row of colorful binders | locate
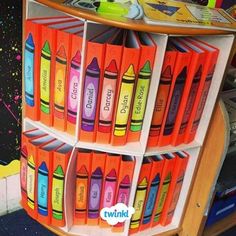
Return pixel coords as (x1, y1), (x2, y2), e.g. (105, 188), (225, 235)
(24, 16), (219, 147)
(21, 128), (73, 227)
(75, 149), (189, 234)
(20, 128), (189, 233)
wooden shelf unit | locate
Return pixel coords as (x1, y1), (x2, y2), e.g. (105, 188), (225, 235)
(22, 1), (235, 235)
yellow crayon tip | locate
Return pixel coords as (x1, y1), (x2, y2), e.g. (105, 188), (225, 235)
(28, 155), (35, 166)
(125, 64), (135, 77)
(139, 177), (148, 187)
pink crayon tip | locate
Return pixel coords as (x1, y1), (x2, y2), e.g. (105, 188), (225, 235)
(73, 50), (81, 65)
(121, 175), (130, 185)
(78, 165), (88, 175)
(107, 169), (117, 178)
(57, 45), (67, 59)
(106, 59), (118, 73)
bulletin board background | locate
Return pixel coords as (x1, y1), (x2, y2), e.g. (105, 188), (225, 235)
(0, 1), (22, 177)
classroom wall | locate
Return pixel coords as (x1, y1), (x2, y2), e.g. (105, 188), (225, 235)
(0, 0), (22, 215)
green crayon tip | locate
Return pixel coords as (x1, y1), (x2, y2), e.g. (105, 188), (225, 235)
(54, 165), (64, 176)
(141, 60), (151, 73)
(43, 41), (51, 54)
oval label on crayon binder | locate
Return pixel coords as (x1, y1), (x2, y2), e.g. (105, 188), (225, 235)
(69, 75), (79, 109)
(104, 186), (114, 207)
(91, 183), (100, 208)
(85, 82), (96, 117)
(102, 84), (114, 120)
(55, 69), (65, 104)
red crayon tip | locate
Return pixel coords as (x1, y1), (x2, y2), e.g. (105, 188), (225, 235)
(162, 65), (172, 78)
(121, 175), (130, 184)
(57, 45), (67, 59)
(106, 59), (118, 73)
(107, 169), (117, 178)
(73, 50), (81, 65)
(78, 165), (88, 175)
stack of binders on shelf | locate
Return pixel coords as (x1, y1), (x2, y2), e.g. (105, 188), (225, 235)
(74, 149), (135, 232)
(23, 15), (220, 148)
(20, 128), (73, 227)
(129, 151), (189, 234)
(148, 38), (219, 147)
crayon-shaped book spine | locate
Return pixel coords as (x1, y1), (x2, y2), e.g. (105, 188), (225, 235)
(24, 20), (41, 121)
(67, 33), (83, 135)
(148, 50), (177, 147)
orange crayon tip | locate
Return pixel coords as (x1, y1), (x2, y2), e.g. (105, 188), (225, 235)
(57, 45), (67, 59)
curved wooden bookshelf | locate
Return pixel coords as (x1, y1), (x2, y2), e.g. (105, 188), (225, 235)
(36, 0), (231, 35)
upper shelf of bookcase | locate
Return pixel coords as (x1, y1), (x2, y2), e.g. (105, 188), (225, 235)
(35, 0), (232, 35)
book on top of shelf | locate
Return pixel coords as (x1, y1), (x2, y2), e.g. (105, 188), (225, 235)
(141, 0), (236, 32)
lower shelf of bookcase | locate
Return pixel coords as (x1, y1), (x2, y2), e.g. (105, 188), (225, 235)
(42, 223), (181, 236)
(203, 211), (236, 236)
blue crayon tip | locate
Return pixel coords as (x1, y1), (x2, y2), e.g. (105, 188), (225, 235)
(39, 161), (48, 173)
(152, 174), (160, 183)
(26, 33), (35, 47)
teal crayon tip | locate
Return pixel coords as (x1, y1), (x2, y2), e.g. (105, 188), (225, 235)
(142, 60), (151, 73)
(26, 33), (35, 47)
(43, 40), (51, 54)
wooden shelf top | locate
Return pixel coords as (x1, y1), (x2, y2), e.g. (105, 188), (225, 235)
(35, 0), (231, 35)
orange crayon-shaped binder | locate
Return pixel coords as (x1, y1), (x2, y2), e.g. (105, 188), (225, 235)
(151, 153), (176, 227)
(37, 139), (64, 224)
(148, 45), (177, 147)
(160, 151), (189, 226)
(21, 129), (46, 209)
(129, 156), (152, 234)
(171, 38), (205, 146)
(51, 143), (73, 227)
(128, 32), (156, 143)
(26, 135), (55, 220)
(24, 20), (42, 121)
(100, 153), (121, 227)
(112, 155), (135, 232)
(79, 28), (117, 143)
(184, 39), (219, 143)
(158, 40), (192, 147)
(111, 31), (140, 146)
(96, 30), (125, 144)
(140, 155), (164, 231)
(74, 148), (92, 225)
(87, 151), (106, 225)
(53, 30), (72, 132)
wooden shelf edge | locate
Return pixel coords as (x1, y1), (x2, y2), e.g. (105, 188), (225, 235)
(41, 223), (181, 236)
(35, 0), (230, 35)
(203, 211), (236, 236)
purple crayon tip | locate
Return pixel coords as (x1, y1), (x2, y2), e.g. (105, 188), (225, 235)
(88, 57), (100, 72)
(92, 167), (102, 177)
